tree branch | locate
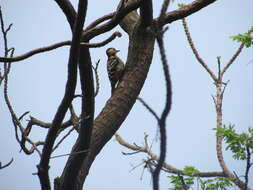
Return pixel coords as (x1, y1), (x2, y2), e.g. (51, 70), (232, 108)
(76, 17), (156, 186)
(54, 0), (76, 30)
(38, 0), (88, 189)
(163, 0), (217, 25)
(0, 32), (122, 63)
(182, 18), (217, 81)
(152, 1), (172, 190)
(220, 43), (244, 78)
(0, 158), (14, 170)
(82, 0), (143, 40)
(115, 133), (225, 178)
(139, 0), (153, 27)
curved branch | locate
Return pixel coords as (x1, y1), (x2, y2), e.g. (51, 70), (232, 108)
(0, 32), (122, 63)
(82, 0), (143, 40)
(152, 1), (172, 189)
(0, 158), (14, 169)
(182, 18), (217, 81)
(38, 0), (88, 189)
(84, 13), (114, 32)
(75, 20), (156, 186)
(54, 0), (76, 30)
(137, 97), (159, 121)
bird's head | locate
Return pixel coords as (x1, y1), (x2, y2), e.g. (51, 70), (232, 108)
(106, 47), (120, 57)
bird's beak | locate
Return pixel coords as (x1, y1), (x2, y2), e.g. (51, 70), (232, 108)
(116, 49), (120, 52)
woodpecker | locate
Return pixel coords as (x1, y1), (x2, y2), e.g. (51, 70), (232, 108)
(106, 47), (124, 94)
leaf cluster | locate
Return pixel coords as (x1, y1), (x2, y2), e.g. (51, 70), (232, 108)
(214, 125), (253, 160)
(231, 26), (253, 48)
(199, 177), (233, 190)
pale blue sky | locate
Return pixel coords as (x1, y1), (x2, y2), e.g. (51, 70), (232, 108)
(0, 0), (252, 189)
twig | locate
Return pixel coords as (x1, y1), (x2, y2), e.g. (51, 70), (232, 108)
(52, 127), (75, 152)
(0, 158), (14, 169)
(92, 60), (101, 97)
(50, 149), (89, 159)
(137, 97), (159, 121)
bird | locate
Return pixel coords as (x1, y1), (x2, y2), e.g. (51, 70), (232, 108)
(106, 47), (125, 95)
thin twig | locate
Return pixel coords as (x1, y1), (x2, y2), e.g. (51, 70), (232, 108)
(52, 127), (75, 152)
(0, 158), (14, 169)
(92, 60), (101, 97)
(137, 97), (159, 121)
(50, 149), (89, 159)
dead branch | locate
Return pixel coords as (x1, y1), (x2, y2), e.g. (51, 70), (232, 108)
(115, 133), (225, 178)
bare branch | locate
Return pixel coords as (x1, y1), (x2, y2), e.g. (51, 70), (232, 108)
(244, 145), (252, 190)
(82, 0), (144, 40)
(0, 32), (122, 63)
(137, 97), (159, 121)
(163, 0), (217, 25)
(85, 13), (114, 32)
(38, 0), (88, 189)
(92, 60), (101, 97)
(54, 0), (76, 30)
(0, 158), (14, 169)
(151, 1), (172, 189)
(52, 127), (75, 152)
(220, 43), (244, 78)
(115, 133), (225, 178)
(182, 18), (217, 81)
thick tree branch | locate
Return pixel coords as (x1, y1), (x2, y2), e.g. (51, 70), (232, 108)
(59, 47), (94, 190)
(54, 0), (76, 30)
(139, 0), (153, 27)
(38, 0), (88, 189)
(76, 20), (156, 187)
